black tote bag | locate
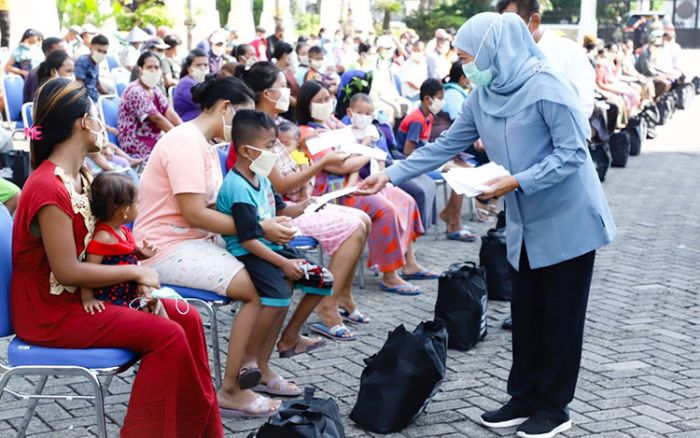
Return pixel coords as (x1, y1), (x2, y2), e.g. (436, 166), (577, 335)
(480, 226), (512, 301)
(435, 262), (488, 351)
(254, 386), (345, 438)
(349, 321), (448, 434)
(0, 150), (30, 188)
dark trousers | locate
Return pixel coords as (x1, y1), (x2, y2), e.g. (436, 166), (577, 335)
(0, 11), (8, 48)
(507, 244), (595, 421)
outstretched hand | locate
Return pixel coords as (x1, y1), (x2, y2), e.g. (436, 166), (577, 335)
(356, 171), (390, 196)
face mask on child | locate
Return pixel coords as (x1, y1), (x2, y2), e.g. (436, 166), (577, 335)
(310, 59), (324, 71)
(428, 97), (445, 114)
(245, 145), (278, 177)
(311, 101), (334, 121)
(351, 113), (373, 130)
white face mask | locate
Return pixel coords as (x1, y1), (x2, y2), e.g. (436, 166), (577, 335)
(299, 55), (309, 66)
(141, 69), (161, 88)
(311, 100), (334, 121)
(87, 116), (107, 151)
(267, 87), (291, 112)
(429, 97), (445, 114)
(351, 113), (373, 130)
(190, 66), (209, 83)
(245, 56), (256, 66)
(221, 105), (235, 143)
(310, 59), (324, 71)
(211, 44), (225, 57)
(245, 145), (278, 177)
(91, 51), (107, 64)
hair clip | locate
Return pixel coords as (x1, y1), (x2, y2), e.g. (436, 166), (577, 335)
(24, 125), (43, 141)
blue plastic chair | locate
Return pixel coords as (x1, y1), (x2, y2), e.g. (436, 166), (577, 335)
(160, 284), (231, 389)
(3, 75), (25, 131)
(97, 94), (120, 146)
(0, 206), (138, 437)
(21, 102), (33, 129)
(107, 55), (119, 71)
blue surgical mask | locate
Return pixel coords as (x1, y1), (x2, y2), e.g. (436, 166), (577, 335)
(461, 17), (501, 88)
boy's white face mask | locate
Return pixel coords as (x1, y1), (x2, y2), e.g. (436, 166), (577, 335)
(245, 145), (278, 177)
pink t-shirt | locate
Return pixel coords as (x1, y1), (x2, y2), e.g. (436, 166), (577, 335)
(134, 122), (223, 263)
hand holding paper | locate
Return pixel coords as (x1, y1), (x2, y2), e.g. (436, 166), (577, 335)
(304, 186), (358, 214)
(441, 162), (512, 198)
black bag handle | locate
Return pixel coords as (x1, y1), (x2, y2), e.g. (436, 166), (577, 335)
(447, 261), (477, 272)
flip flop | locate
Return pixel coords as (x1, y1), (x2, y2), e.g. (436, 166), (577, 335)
(253, 375), (303, 397)
(309, 322), (357, 341)
(379, 282), (422, 296)
(339, 307), (371, 324)
(278, 337), (327, 358)
(446, 227), (478, 242)
(237, 366), (262, 390)
(219, 394), (279, 418)
(400, 270), (440, 281)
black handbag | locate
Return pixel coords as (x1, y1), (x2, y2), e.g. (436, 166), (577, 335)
(435, 262), (488, 351)
(479, 221), (512, 301)
(253, 386), (345, 438)
(588, 142), (612, 182)
(0, 150), (30, 188)
(349, 321), (448, 434)
(609, 131), (630, 168)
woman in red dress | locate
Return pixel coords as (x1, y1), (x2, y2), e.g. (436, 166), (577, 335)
(10, 78), (223, 437)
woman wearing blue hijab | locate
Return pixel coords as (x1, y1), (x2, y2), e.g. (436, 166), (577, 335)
(359, 12), (616, 438)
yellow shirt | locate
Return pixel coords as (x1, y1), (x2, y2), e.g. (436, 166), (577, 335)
(290, 149), (310, 166)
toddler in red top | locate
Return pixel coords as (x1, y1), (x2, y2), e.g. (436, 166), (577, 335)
(81, 172), (160, 315)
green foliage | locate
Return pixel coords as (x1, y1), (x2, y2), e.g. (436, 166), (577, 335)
(405, 0), (491, 40)
(113, 1), (175, 31)
(296, 13), (320, 37)
(216, 0), (230, 27)
(541, 0), (580, 24)
(56, 0), (109, 28)
(253, 0), (263, 24)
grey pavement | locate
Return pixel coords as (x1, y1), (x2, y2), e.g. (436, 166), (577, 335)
(2, 67), (700, 438)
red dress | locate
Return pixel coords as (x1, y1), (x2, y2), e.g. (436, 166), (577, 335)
(88, 223), (139, 306)
(11, 161), (223, 438)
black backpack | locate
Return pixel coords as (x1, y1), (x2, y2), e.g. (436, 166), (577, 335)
(692, 76), (700, 94)
(435, 262), (488, 351)
(479, 213), (512, 301)
(610, 131), (630, 168)
(350, 321), (448, 434)
(625, 116), (645, 157)
(253, 387), (345, 438)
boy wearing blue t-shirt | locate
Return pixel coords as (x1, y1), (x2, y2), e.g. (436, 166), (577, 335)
(217, 110), (334, 364)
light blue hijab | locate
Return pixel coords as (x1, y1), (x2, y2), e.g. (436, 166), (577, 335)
(454, 12), (590, 138)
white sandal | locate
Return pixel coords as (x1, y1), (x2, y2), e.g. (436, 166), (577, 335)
(219, 394), (279, 418)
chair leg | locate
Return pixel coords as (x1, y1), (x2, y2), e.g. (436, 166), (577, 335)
(17, 375), (48, 438)
(208, 304), (223, 389)
(102, 375), (115, 393)
(84, 370), (108, 438)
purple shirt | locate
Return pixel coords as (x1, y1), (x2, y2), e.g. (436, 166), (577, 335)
(173, 75), (201, 122)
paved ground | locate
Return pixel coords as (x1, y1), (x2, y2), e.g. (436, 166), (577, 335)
(2, 64), (699, 438)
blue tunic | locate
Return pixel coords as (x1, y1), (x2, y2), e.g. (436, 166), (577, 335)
(386, 94), (616, 270)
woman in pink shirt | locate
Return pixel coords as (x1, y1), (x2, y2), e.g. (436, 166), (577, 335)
(135, 76), (302, 417)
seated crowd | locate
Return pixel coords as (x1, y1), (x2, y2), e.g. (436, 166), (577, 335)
(0, 4), (694, 435)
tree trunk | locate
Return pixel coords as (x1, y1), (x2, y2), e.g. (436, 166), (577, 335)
(383, 8), (391, 30)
